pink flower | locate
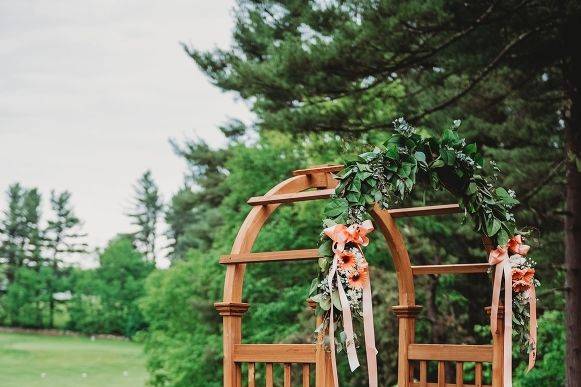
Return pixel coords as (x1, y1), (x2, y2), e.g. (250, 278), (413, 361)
(512, 268), (535, 293)
(507, 235), (530, 256)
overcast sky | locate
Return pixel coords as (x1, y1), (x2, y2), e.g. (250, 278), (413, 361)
(0, 0), (251, 267)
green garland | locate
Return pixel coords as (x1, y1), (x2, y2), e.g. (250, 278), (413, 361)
(324, 118), (519, 244)
(309, 118), (537, 359)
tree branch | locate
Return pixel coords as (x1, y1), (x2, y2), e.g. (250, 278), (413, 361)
(409, 29), (535, 123)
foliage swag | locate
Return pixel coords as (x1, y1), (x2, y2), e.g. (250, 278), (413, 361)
(310, 118), (537, 363)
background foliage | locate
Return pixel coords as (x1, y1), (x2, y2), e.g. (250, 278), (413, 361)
(0, 1), (573, 386)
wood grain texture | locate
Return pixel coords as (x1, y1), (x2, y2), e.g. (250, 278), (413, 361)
(475, 363), (483, 387)
(388, 204), (461, 218)
(456, 362), (464, 387)
(410, 384), (491, 387)
(292, 164), (344, 176)
(247, 189), (335, 205)
(233, 344), (317, 363)
(265, 363), (273, 387)
(218, 167), (499, 387)
(408, 344), (493, 362)
(220, 249), (320, 264)
(438, 361), (446, 387)
(284, 364), (291, 387)
(411, 263), (490, 275)
(420, 361), (427, 387)
(302, 363), (310, 387)
(248, 363), (255, 387)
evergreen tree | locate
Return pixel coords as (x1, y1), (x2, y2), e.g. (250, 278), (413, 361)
(187, 1), (579, 381)
(165, 140), (229, 260)
(0, 184), (43, 284)
(44, 190), (87, 327)
(129, 170), (163, 262)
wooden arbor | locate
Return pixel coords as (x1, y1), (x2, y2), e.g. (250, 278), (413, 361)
(216, 165), (504, 387)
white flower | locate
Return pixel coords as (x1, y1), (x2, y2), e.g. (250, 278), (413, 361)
(510, 254), (526, 267)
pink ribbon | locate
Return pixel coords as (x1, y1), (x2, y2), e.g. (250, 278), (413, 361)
(489, 235), (536, 387)
(323, 220), (377, 387)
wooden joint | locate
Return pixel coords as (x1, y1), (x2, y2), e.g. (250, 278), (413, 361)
(292, 164), (344, 176)
(392, 305), (423, 318)
(214, 302), (250, 316)
(484, 305), (505, 319)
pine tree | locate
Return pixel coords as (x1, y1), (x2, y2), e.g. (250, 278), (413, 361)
(44, 190), (87, 327)
(0, 184), (43, 284)
(165, 139), (230, 260)
(187, 0), (579, 382)
(129, 171), (163, 262)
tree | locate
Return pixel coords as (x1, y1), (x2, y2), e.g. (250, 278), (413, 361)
(68, 235), (154, 337)
(165, 140), (230, 260)
(187, 1), (577, 382)
(0, 184), (42, 284)
(129, 170), (163, 262)
(44, 190), (87, 327)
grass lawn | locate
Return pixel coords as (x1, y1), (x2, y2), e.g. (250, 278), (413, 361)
(0, 332), (148, 387)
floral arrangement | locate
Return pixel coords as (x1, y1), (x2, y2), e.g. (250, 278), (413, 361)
(308, 118), (538, 386)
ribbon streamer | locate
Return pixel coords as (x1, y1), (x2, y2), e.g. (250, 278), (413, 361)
(489, 236), (537, 387)
(323, 220), (378, 387)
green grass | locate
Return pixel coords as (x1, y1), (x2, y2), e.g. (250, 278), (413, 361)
(0, 332), (148, 387)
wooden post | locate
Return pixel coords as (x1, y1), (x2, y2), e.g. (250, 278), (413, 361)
(485, 306), (504, 387)
(215, 302), (250, 387)
(309, 299), (331, 387)
(393, 305), (422, 387)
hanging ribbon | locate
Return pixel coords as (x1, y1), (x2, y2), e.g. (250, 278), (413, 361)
(489, 235), (536, 387)
(323, 220), (378, 387)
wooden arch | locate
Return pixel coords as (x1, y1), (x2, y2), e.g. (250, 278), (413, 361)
(215, 165), (504, 387)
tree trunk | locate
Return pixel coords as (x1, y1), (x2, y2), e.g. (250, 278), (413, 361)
(564, 9), (581, 386)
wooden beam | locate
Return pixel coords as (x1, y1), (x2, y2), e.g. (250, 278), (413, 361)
(233, 344), (317, 363)
(408, 344), (493, 362)
(247, 189), (335, 206)
(411, 263), (490, 275)
(220, 249), (321, 264)
(410, 384), (491, 387)
(292, 164), (344, 176)
(388, 204), (462, 218)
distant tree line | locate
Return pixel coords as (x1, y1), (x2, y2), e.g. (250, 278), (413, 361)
(0, 170), (162, 338)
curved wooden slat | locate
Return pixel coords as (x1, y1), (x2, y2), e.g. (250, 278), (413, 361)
(292, 164), (344, 176)
(247, 189), (335, 206)
(389, 204), (462, 218)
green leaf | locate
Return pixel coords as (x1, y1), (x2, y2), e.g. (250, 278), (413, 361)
(308, 279), (319, 296)
(318, 240), (332, 257)
(467, 182), (477, 195)
(497, 229), (510, 245)
(431, 159), (445, 168)
(319, 295), (331, 311)
(464, 143), (477, 154)
(495, 187), (510, 198)
(324, 198), (348, 218)
(331, 291), (342, 311)
(414, 151), (426, 163)
(398, 163), (412, 177)
(349, 177), (362, 192)
(441, 149), (456, 165)
(385, 144), (399, 160)
(486, 218), (501, 236)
